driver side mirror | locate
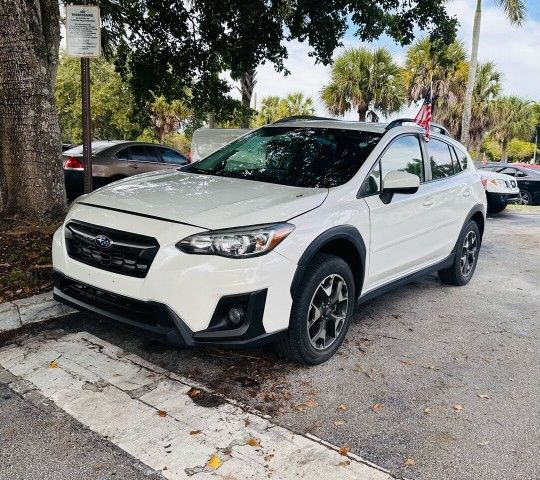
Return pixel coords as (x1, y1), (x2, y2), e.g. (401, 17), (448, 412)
(380, 170), (420, 204)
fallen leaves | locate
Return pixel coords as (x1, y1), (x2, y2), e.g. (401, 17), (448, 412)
(371, 403), (384, 413)
(187, 387), (203, 398)
(246, 438), (260, 447)
(400, 359), (415, 366)
(404, 457), (416, 467)
(189, 430), (201, 435)
(337, 403), (348, 412)
(156, 410), (167, 417)
(334, 420), (346, 426)
(453, 404), (464, 412)
(295, 399), (318, 412)
(477, 393), (490, 400)
(48, 360), (58, 369)
(423, 407), (432, 415)
(207, 454), (222, 469)
(477, 441), (490, 447)
(338, 446), (350, 456)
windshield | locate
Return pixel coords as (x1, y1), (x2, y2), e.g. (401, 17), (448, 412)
(189, 127), (382, 188)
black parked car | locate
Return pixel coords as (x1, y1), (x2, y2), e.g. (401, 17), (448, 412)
(477, 163), (540, 205)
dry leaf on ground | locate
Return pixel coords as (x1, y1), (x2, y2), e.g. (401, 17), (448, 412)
(156, 410), (167, 417)
(339, 446), (350, 456)
(246, 438), (260, 447)
(453, 404), (464, 412)
(207, 454), (222, 469)
(477, 441), (490, 447)
(334, 420), (346, 426)
(337, 403), (348, 411)
(189, 430), (201, 435)
(477, 393), (490, 400)
(424, 407), (432, 415)
(404, 457), (416, 467)
(48, 360), (58, 368)
(187, 387), (203, 398)
(372, 403), (384, 413)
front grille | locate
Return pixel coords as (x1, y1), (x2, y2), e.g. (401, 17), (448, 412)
(65, 221), (159, 278)
(54, 273), (173, 328)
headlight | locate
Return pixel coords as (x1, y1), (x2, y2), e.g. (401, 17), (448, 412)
(490, 179), (507, 188)
(176, 223), (295, 258)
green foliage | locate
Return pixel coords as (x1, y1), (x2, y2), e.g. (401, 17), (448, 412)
(482, 137), (536, 162)
(113, 1), (456, 119)
(55, 52), (141, 143)
(253, 93), (315, 127)
(321, 47), (405, 121)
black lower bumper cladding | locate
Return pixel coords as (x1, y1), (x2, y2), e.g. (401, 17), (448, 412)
(53, 271), (283, 348)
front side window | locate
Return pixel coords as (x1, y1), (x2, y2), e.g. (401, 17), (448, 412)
(428, 139), (455, 179)
(380, 135), (425, 181)
(189, 127), (382, 188)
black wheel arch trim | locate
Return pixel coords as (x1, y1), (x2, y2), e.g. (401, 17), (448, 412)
(290, 225), (366, 300)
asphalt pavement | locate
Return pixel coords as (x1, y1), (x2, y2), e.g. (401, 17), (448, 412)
(1, 209), (538, 480)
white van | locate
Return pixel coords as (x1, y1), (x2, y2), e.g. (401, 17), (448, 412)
(190, 128), (251, 162)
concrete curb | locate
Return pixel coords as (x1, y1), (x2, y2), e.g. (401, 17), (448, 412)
(0, 292), (74, 333)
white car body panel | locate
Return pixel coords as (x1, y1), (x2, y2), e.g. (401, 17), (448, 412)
(478, 169), (520, 195)
(85, 169), (328, 229)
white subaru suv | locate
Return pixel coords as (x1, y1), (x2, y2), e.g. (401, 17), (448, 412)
(53, 118), (486, 364)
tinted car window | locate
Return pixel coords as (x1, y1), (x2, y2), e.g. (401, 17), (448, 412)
(129, 145), (159, 163)
(380, 135), (424, 182)
(115, 148), (129, 160)
(190, 127), (382, 188)
(364, 161), (382, 195)
(450, 147), (463, 174)
(159, 147), (188, 165)
(428, 139), (454, 179)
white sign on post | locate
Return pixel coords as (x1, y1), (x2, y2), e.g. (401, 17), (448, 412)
(66, 5), (101, 57)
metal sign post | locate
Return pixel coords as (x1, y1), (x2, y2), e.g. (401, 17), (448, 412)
(66, 4), (101, 194)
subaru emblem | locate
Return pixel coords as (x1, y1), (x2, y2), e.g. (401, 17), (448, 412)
(95, 234), (112, 249)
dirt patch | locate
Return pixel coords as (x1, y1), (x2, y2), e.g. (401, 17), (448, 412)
(0, 217), (59, 303)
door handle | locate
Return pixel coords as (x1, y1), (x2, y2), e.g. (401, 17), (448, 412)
(422, 199), (434, 208)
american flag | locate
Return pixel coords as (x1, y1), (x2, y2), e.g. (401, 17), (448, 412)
(414, 88), (432, 139)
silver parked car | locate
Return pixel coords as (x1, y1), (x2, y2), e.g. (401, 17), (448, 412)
(63, 140), (189, 200)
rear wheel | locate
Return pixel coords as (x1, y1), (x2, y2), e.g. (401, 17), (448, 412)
(277, 254), (355, 365)
(438, 220), (481, 286)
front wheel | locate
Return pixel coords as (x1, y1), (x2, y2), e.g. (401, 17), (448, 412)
(277, 254), (355, 365)
(438, 220), (481, 286)
(516, 189), (532, 206)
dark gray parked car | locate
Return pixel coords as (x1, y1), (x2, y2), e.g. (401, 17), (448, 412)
(63, 140), (189, 200)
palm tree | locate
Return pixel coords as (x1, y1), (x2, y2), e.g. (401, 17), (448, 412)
(282, 92), (315, 116)
(489, 96), (535, 161)
(236, 69), (257, 128)
(469, 62), (502, 151)
(460, 0), (526, 147)
(404, 38), (468, 137)
(149, 96), (191, 143)
(321, 47), (405, 122)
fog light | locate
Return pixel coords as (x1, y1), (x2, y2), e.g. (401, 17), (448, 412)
(228, 306), (245, 326)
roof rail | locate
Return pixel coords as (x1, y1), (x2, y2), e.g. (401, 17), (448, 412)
(385, 118), (449, 136)
(273, 115), (338, 124)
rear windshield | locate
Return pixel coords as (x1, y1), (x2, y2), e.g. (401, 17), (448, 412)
(188, 127), (382, 188)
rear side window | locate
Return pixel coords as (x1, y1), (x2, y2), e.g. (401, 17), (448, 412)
(427, 139), (455, 179)
(129, 145), (159, 163)
(450, 147), (463, 174)
(158, 147), (188, 165)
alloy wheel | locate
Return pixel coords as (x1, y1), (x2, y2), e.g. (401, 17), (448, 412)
(460, 230), (478, 277)
(307, 274), (349, 350)
(517, 190), (532, 205)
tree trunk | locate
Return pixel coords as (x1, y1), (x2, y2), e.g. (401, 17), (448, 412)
(0, 0), (66, 220)
(501, 140), (508, 162)
(207, 111), (216, 128)
(460, 0), (482, 148)
(357, 107), (368, 122)
(240, 69), (257, 128)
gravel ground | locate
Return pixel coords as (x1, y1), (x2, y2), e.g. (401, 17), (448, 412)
(1, 210), (538, 480)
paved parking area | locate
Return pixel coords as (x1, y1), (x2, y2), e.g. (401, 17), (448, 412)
(1, 211), (538, 480)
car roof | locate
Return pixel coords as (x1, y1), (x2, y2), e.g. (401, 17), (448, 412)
(63, 141), (183, 156)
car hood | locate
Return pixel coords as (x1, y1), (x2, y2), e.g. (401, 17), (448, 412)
(78, 169), (328, 229)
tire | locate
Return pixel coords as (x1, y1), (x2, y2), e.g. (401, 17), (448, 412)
(438, 220), (481, 286)
(517, 189), (532, 206)
(277, 253), (355, 365)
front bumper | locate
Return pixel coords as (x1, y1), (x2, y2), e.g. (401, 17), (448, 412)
(52, 203), (296, 345)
